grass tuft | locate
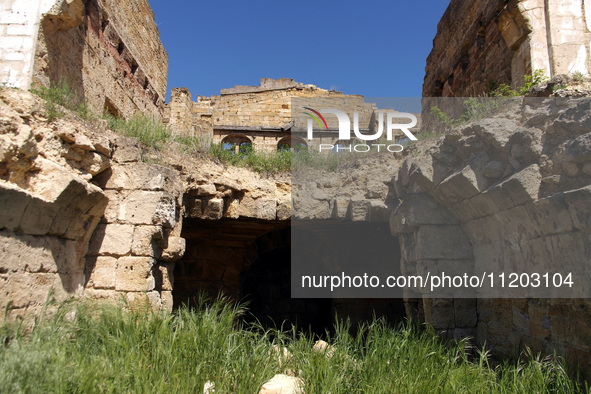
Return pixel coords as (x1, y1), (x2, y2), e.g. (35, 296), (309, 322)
(0, 297), (584, 393)
(30, 82), (93, 123)
(103, 113), (170, 151)
(209, 143), (292, 174)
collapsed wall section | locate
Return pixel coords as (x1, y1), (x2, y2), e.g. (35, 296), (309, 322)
(0, 89), (184, 318)
(0, 89), (110, 317)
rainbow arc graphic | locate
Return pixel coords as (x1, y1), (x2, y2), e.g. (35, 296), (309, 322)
(302, 107), (328, 130)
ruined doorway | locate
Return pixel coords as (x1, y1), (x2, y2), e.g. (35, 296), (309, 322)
(174, 217), (405, 337)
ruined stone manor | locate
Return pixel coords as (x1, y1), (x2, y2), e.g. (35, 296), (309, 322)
(1, 0), (591, 378)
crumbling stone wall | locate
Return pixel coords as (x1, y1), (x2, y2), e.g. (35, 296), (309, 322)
(0, 88), (109, 317)
(390, 97), (591, 374)
(423, 0), (591, 97)
(294, 96), (591, 375)
(1, 0), (168, 120)
(0, 89), (183, 317)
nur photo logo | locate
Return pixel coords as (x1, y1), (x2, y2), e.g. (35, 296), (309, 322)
(302, 107), (418, 153)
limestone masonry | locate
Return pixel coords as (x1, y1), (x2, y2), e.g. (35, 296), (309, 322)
(1, 0), (167, 120)
(424, 0), (591, 97)
(165, 78), (380, 153)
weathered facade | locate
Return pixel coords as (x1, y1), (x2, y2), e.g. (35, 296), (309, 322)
(165, 78), (382, 152)
(423, 0), (591, 97)
(1, 0), (167, 120)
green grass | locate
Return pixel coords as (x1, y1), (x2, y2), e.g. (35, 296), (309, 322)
(209, 143), (292, 174)
(0, 297), (584, 393)
(103, 113), (171, 151)
(30, 82), (93, 123)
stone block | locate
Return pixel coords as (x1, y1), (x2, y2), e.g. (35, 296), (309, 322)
(146, 291), (162, 309)
(223, 198), (240, 219)
(333, 197), (350, 220)
(99, 163), (181, 192)
(454, 298), (477, 328)
(44, 237), (80, 273)
(437, 165), (482, 203)
(115, 256), (155, 292)
(157, 263), (174, 291)
(185, 197), (204, 218)
(194, 184), (217, 196)
(368, 200), (390, 222)
(19, 197), (57, 236)
(0, 272), (66, 309)
(80, 152), (110, 176)
(416, 225), (472, 260)
(528, 301), (551, 339)
(486, 164), (541, 210)
(259, 374), (303, 394)
(526, 195), (573, 236)
(349, 198), (370, 221)
(161, 291), (173, 313)
(408, 157), (435, 190)
(160, 237), (185, 262)
(118, 190), (176, 227)
(390, 193), (456, 235)
(564, 185), (591, 230)
(102, 190), (121, 223)
(131, 225), (163, 257)
(0, 182), (31, 231)
(238, 197), (277, 220)
(472, 116), (518, 151)
(203, 198), (224, 220)
(85, 256), (117, 289)
(82, 288), (118, 302)
(565, 132), (591, 163)
(111, 137), (141, 163)
(0, 232), (57, 274)
(450, 192), (500, 222)
(423, 298), (455, 329)
(88, 223), (134, 256)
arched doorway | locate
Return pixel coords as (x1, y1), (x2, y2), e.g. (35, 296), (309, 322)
(221, 134), (252, 154)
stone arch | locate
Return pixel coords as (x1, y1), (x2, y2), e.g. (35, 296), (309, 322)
(221, 134), (252, 154)
(277, 136), (308, 151)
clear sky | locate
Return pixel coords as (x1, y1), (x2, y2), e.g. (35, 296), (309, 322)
(148, 1), (450, 101)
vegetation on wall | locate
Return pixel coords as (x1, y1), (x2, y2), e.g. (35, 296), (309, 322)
(428, 70), (550, 131)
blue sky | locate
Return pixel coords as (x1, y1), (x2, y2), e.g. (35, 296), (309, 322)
(149, 1), (450, 101)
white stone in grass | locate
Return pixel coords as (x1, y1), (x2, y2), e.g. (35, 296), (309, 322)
(259, 374), (303, 394)
(203, 380), (215, 393)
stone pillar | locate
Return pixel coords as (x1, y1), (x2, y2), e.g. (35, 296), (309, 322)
(85, 137), (185, 312)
